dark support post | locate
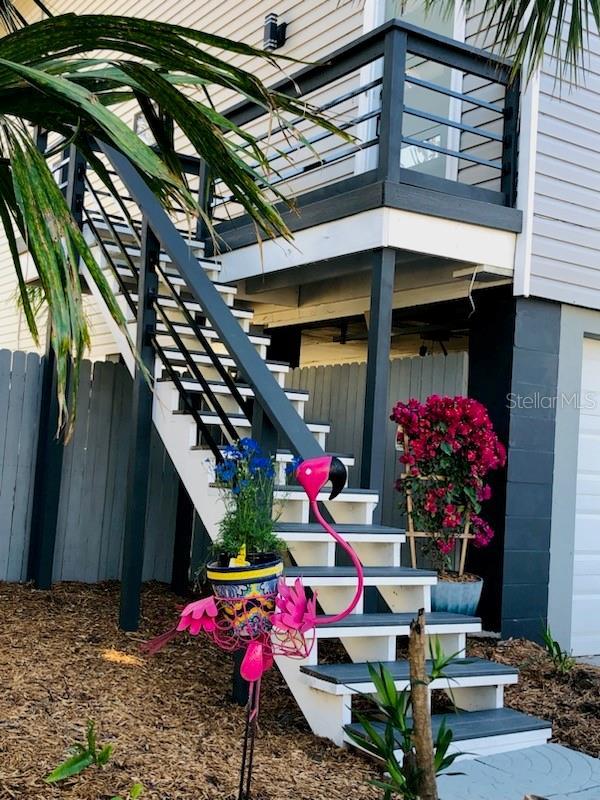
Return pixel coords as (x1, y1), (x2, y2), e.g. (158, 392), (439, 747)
(361, 248), (395, 520)
(377, 28), (407, 182)
(119, 219), (159, 631)
(501, 77), (520, 206)
(28, 142), (86, 588)
(171, 481), (194, 596)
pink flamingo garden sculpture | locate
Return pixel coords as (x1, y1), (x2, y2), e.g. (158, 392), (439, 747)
(144, 455), (364, 800)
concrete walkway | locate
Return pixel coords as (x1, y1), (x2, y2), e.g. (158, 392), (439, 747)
(438, 744), (600, 799)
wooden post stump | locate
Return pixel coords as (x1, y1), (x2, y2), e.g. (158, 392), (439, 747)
(408, 608), (438, 800)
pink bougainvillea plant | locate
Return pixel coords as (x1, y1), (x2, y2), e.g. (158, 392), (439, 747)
(391, 395), (506, 574)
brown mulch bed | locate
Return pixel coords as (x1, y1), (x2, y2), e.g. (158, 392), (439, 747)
(469, 637), (600, 758)
(0, 582), (378, 800)
(2, 583), (599, 799)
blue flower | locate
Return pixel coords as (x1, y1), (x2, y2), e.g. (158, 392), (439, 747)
(239, 437), (261, 455)
(215, 460), (237, 482)
(223, 443), (242, 459)
(285, 455), (303, 477)
(249, 455), (275, 479)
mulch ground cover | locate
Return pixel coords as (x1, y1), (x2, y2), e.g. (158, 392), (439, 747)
(0, 582), (378, 800)
(1, 582), (598, 800)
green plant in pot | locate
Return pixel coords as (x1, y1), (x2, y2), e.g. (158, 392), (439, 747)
(391, 395), (506, 616)
(207, 438), (286, 633)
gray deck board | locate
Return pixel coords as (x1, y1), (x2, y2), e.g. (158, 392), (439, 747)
(347, 708), (550, 746)
(286, 566), (436, 578)
(318, 611), (480, 628)
(302, 656), (517, 684)
(275, 522), (405, 535)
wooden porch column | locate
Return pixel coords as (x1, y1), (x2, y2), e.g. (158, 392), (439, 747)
(119, 220), (158, 631)
(360, 248), (395, 520)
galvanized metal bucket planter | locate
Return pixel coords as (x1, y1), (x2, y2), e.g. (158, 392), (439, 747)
(431, 576), (483, 616)
(207, 555), (283, 637)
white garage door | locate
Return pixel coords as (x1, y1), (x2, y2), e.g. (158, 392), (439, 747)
(572, 338), (600, 655)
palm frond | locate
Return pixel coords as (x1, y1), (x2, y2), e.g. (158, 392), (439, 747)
(427, 0), (599, 79)
(0, 13), (351, 436)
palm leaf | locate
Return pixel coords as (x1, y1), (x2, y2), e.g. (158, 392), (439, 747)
(0, 13), (351, 435)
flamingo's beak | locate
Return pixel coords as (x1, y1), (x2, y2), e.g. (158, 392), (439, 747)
(328, 456), (347, 500)
(295, 455), (347, 501)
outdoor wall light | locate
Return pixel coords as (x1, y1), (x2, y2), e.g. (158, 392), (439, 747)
(264, 13), (287, 51)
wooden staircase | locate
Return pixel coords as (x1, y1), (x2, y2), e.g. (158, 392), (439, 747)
(79, 158), (551, 761)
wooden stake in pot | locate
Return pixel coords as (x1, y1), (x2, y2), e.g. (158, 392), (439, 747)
(408, 608), (438, 800)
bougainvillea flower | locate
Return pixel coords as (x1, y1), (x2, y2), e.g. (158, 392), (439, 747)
(240, 641), (274, 682)
(271, 578), (317, 634)
(177, 597), (219, 635)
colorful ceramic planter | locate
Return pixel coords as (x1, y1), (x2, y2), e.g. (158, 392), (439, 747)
(207, 555), (283, 637)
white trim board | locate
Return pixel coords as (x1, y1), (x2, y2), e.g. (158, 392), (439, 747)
(218, 207), (517, 284)
(549, 303), (600, 655)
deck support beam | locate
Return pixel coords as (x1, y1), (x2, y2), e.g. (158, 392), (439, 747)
(119, 220), (158, 631)
(360, 248), (395, 520)
(28, 141), (86, 588)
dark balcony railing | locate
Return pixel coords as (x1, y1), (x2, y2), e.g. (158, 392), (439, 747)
(207, 19), (520, 245)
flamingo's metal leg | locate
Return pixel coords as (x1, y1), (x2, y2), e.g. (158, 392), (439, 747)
(238, 680), (261, 800)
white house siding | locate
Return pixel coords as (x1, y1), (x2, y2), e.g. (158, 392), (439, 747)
(1, 0), (364, 359)
(529, 39), (600, 310)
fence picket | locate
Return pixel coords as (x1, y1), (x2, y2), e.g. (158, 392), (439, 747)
(0, 352), (177, 584)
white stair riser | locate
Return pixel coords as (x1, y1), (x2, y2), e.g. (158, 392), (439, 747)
(161, 383), (306, 419)
(316, 586), (365, 616)
(159, 353), (289, 387)
(351, 541), (402, 568)
(129, 294), (252, 333)
(105, 269), (236, 308)
(277, 497), (373, 525)
(379, 585), (432, 613)
(154, 330), (268, 361)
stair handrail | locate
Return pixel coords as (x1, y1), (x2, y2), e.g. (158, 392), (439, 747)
(100, 140), (324, 461)
(80, 158), (249, 448)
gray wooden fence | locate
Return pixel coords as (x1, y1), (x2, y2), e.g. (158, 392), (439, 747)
(0, 351), (178, 584)
(286, 352), (468, 527)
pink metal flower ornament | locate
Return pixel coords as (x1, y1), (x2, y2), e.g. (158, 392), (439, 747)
(177, 596), (219, 635)
(271, 577), (317, 634)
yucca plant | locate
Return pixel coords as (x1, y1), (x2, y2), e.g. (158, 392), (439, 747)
(0, 4), (347, 433)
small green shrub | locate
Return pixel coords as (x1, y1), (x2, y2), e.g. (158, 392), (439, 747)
(541, 625), (575, 675)
(45, 721), (112, 783)
(344, 663), (460, 800)
(112, 783), (144, 800)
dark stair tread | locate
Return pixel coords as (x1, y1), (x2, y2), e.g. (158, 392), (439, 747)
(347, 708), (550, 744)
(286, 566), (436, 578)
(301, 657), (518, 685)
(317, 612), (480, 628)
(275, 522), (405, 535)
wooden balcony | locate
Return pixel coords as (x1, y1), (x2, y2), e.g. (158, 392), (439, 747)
(204, 18), (522, 256)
